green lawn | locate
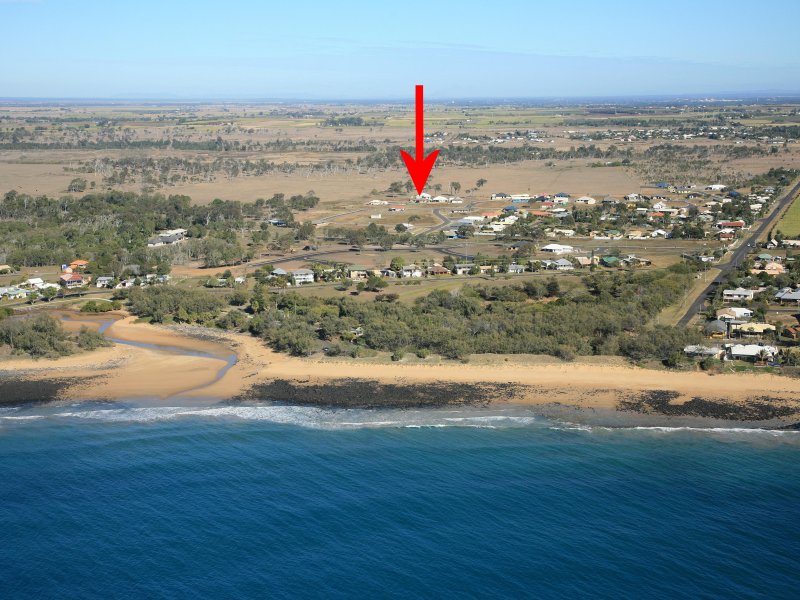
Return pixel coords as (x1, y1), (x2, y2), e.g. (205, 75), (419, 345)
(777, 195), (800, 238)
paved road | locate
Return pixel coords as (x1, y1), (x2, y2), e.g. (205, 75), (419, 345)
(676, 178), (800, 327)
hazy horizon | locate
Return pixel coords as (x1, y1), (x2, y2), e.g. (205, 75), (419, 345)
(2, 0), (799, 99)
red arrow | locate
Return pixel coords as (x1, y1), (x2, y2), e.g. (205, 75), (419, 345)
(400, 84), (439, 195)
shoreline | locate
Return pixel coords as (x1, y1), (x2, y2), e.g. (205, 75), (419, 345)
(2, 312), (800, 428)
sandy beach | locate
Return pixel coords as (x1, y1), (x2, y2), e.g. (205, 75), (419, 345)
(2, 312), (800, 424)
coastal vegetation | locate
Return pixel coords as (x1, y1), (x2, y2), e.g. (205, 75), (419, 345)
(121, 263), (702, 362)
(0, 313), (109, 358)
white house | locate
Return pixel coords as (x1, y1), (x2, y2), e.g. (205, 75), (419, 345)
(725, 344), (778, 362)
(723, 288), (755, 302)
(400, 264), (423, 278)
(706, 184), (727, 191)
(541, 243), (574, 255)
(553, 229), (575, 237)
(291, 269), (315, 285)
(95, 276), (114, 288)
(24, 277), (44, 288)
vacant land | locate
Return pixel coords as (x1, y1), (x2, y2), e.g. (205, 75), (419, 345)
(777, 195), (800, 237)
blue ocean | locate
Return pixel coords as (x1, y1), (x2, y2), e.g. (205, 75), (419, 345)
(2, 403), (799, 599)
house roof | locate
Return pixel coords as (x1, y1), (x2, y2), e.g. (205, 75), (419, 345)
(733, 323), (776, 333)
(728, 344), (777, 357)
(705, 320), (728, 334)
(723, 287), (754, 296)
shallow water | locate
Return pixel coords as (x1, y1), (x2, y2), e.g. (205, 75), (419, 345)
(2, 402), (799, 598)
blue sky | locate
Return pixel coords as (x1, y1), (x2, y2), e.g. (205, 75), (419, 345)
(1, 0), (799, 99)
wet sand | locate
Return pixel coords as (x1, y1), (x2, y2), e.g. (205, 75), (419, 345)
(2, 312), (800, 425)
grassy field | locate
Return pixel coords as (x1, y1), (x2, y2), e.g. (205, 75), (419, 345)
(777, 195), (800, 238)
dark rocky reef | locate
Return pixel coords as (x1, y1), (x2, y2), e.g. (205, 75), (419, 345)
(618, 390), (799, 421)
(232, 378), (524, 409)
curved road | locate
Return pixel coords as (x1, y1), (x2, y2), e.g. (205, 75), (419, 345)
(676, 178), (800, 327)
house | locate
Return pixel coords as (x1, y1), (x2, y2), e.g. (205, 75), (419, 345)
(400, 264), (423, 278)
(541, 243), (574, 255)
(751, 261), (784, 276)
(723, 288), (755, 302)
(507, 263), (525, 274)
(775, 287), (800, 305)
(783, 325), (800, 340)
(95, 276), (114, 288)
(291, 269), (315, 285)
(367, 199), (388, 206)
(726, 344), (778, 362)
(683, 345), (724, 359)
(0, 286), (29, 300)
(705, 319), (729, 338)
(575, 196), (596, 205)
(550, 258), (574, 271)
(454, 263), (475, 275)
(271, 268), (288, 278)
(427, 265), (451, 276)
(706, 184), (727, 191)
(574, 256), (593, 267)
(69, 259), (90, 271)
(347, 266), (369, 280)
(731, 323), (776, 337)
(379, 268), (398, 279)
(0, 264), (12, 274)
(622, 255), (652, 267)
(716, 307), (753, 322)
(147, 228), (187, 247)
(491, 193), (510, 200)
(114, 278), (137, 289)
(600, 256), (621, 268)
(24, 277), (44, 288)
(388, 206), (406, 212)
(716, 220), (746, 229)
(59, 273), (86, 288)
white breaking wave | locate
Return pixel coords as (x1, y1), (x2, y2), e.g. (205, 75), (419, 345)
(1, 404), (798, 438)
(34, 405), (542, 430)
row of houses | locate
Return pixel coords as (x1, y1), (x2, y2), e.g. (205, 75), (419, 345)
(684, 343), (779, 363)
(281, 252), (652, 286)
